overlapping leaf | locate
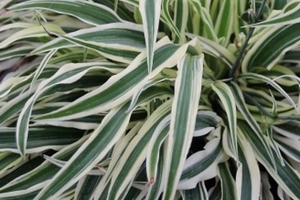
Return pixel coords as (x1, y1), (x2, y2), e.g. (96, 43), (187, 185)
(35, 86), (169, 199)
(242, 23), (300, 72)
(163, 53), (203, 199)
(139, 0), (162, 72)
(9, 0), (123, 25)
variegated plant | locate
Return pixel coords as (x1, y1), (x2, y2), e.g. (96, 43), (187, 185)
(0, 0), (300, 199)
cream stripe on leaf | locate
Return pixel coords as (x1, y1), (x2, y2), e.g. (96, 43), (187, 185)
(34, 86), (170, 200)
(163, 54), (203, 199)
(212, 81), (238, 157)
(140, 0), (162, 72)
(35, 38), (189, 121)
(239, 121), (300, 199)
(9, 0), (123, 26)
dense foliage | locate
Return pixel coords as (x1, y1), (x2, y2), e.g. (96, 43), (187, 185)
(0, 0), (300, 199)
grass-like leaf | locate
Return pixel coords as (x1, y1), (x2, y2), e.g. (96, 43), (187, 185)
(9, 0), (123, 25)
(163, 54), (203, 199)
(212, 81), (238, 157)
(139, 0), (162, 72)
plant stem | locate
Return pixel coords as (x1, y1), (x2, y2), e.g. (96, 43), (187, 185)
(228, 0), (268, 78)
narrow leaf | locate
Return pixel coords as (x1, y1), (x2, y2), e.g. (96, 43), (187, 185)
(9, 0), (123, 25)
(212, 81), (237, 157)
(163, 54), (203, 199)
(139, 0), (162, 72)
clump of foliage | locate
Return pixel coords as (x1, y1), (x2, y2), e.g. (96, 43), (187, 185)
(0, 0), (300, 199)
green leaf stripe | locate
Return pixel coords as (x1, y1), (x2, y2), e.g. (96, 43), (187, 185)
(9, 0), (123, 25)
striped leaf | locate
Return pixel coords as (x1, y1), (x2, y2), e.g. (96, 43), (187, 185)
(146, 113), (170, 181)
(194, 111), (222, 137)
(0, 22), (36, 32)
(180, 182), (208, 200)
(239, 73), (298, 111)
(178, 127), (227, 189)
(30, 50), (57, 88)
(173, 0), (188, 43)
(273, 121), (300, 139)
(251, 1), (300, 27)
(0, 126), (85, 153)
(260, 172), (274, 200)
(212, 81), (238, 157)
(107, 98), (172, 200)
(34, 87), (170, 199)
(236, 133), (260, 200)
(0, 153), (22, 175)
(17, 62), (112, 156)
(218, 163), (237, 200)
(208, 179), (222, 199)
(0, 45), (35, 61)
(0, 24), (64, 49)
(9, 0), (123, 26)
(230, 82), (275, 167)
(163, 54), (203, 199)
(146, 146), (165, 200)
(0, 88), (34, 125)
(35, 38), (189, 121)
(90, 122), (143, 199)
(139, 0), (162, 72)
(33, 23), (145, 63)
(239, 121), (300, 199)
(198, 4), (218, 42)
(186, 34), (235, 67)
(0, 135), (86, 196)
(275, 135), (300, 162)
(161, 0), (181, 39)
(74, 175), (101, 200)
(214, 0), (235, 46)
(242, 23), (300, 72)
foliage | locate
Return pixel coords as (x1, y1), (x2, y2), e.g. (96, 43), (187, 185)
(0, 0), (300, 199)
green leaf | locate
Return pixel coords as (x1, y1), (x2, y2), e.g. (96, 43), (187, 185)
(30, 50), (57, 88)
(218, 163), (237, 200)
(214, 0), (235, 46)
(0, 126), (85, 153)
(239, 121), (300, 199)
(74, 175), (101, 200)
(163, 54), (203, 199)
(173, 0), (188, 43)
(0, 136), (85, 194)
(180, 182), (208, 200)
(161, 0), (181, 39)
(34, 87), (170, 199)
(251, 1), (300, 27)
(186, 34), (235, 67)
(9, 0), (122, 26)
(275, 135), (300, 162)
(0, 89), (33, 125)
(178, 127), (226, 189)
(236, 134), (260, 200)
(139, 0), (162, 72)
(212, 81), (237, 157)
(16, 62), (110, 156)
(36, 38), (188, 121)
(230, 82), (275, 167)
(107, 98), (172, 200)
(238, 73), (298, 112)
(242, 23), (300, 72)
(273, 121), (300, 139)
(0, 153), (22, 175)
(33, 23), (145, 63)
(0, 24), (64, 49)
